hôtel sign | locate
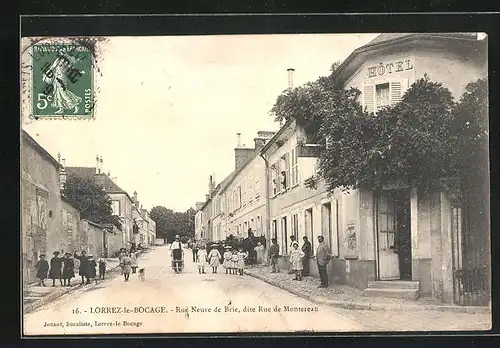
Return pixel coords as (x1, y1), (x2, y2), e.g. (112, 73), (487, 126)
(367, 59), (414, 78)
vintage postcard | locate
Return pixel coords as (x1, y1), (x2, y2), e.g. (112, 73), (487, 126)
(20, 32), (491, 336)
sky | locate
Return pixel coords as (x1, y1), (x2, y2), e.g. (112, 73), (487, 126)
(21, 33), (379, 212)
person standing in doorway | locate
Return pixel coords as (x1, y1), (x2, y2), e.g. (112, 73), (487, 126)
(35, 254), (49, 286)
(316, 236), (332, 288)
(254, 242), (265, 265)
(62, 252), (75, 286)
(288, 235), (297, 274)
(49, 251), (64, 287)
(301, 236), (312, 277)
(268, 238), (280, 273)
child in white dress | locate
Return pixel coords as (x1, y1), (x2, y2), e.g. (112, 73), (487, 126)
(208, 245), (222, 274)
(237, 248), (248, 276)
(197, 245), (208, 274)
(223, 247), (233, 274)
(231, 250), (239, 275)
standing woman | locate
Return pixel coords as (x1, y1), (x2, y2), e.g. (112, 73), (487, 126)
(35, 254), (49, 286)
(49, 251), (64, 287)
(289, 242), (305, 281)
(62, 252), (75, 287)
(208, 244), (222, 274)
(74, 250), (90, 285)
(254, 242), (265, 265)
(120, 252), (132, 282)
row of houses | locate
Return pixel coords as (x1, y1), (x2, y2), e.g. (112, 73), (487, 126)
(194, 33), (490, 306)
(21, 130), (156, 286)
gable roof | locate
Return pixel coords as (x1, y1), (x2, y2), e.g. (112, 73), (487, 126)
(21, 130), (62, 169)
(334, 32), (481, 86)
(65, 166), (134, 202)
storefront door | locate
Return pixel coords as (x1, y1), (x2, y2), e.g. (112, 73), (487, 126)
(376, 189), (412, 280)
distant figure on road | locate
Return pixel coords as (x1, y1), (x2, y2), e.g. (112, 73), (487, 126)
(236, 248), (248, 276)
(49, 251), (64, 287)
(231, 250), (238, 275)
(223, 246), (233, 274)
(74, 250), (90, 285)
(208, 244), (222, 274)
(170, 235), (183, 273)
(316, 235), (332, 288)
(197, 245), (208, 274)
(62, 252), (75, 286)
(35, 254), (49, 287)
(254, 242), (265, 265)
(268, 238), (280, 273)
(301, 236), (312, 277)
(120, 252), (132, 282)
(192, 242), (199, 263)
(97, 254), (107, 280)
(130, 252), (138, 274)
(289, 242), (305, 281)
(87, 255), (97, 284)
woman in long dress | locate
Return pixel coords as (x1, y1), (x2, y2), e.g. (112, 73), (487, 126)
(62, 252), (75, 287)
(208, 245), (222, 274)
(35, 254), (49, 286)
(254, 242), (265, 265)
(197, 245), (208, 274)
(120, 253), (132, 282)
(48, 251), (64, 287)
(289, 242), (305, 281)
(42, 52), (83, 114)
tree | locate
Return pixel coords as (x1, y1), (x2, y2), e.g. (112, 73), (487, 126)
(150, 206), (196, 242)
(271, 61), (488, 195)
(62, 173), (122, 229)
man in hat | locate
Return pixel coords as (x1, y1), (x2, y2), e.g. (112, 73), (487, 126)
(74, 250), (90, 285)
(62, 252), (75, 286)
(316, 235), (333, 288)
(49, 251), (64, 287)
(170, 235), (183, 273)
(35, 254), (49, 286)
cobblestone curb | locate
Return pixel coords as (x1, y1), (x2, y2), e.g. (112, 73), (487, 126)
(24, 249), (150, 314)
(244, 269), (490, 315)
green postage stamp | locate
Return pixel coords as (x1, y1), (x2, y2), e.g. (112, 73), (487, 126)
(30, 43), (94, 118)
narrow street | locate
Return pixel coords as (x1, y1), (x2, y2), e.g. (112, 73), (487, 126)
(23, 246), (363, 335)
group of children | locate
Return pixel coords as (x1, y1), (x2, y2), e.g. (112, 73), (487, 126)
(34, 251), (108, 287)
(195, 244), (248, 276)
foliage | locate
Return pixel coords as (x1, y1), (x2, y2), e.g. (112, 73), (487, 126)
(149, 206), (196, 242)
(62, 173), (122, 229)
(271, 60), (488, 195)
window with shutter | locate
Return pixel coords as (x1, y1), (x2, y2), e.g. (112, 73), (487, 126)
(284, 153), (290, 190)
(363, 85), (375, 113)
(390, 81), (402, 105)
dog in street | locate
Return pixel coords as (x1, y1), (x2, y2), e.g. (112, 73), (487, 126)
(138, 268), (145, 281)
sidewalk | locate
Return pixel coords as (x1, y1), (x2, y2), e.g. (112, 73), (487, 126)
(23, 248), (151, 314)
(244, 265), (490, 315)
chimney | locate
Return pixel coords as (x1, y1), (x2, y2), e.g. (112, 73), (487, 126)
(107, 170), (111, 177)
(205, 194), (210, 201)
(208, 176), (216, 195)
(236, 133), (242, 148)
(254, 130), (275, 151)
(234, 147), (254, 171)
(287, 68), (295, 89)
(57, 152), (61, 163)
(100, 156), (103, 173)
(59, 157), (67, 190)
(195, 202), (205, 211)
(96, 155), (100, 173)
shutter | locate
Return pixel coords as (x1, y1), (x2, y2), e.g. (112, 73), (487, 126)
(363, 85), (375, 113)
(390, 81), (402, 105)
(285, 152), (290, 189)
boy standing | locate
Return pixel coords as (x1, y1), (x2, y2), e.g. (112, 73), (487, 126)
(268, 238), (280, 273)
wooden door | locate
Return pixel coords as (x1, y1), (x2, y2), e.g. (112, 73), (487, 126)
(377, 191), (400, 280)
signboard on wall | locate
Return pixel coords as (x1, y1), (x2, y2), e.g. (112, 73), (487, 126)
(366, 59), (414, 78)
(344, 221), (358, 259)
